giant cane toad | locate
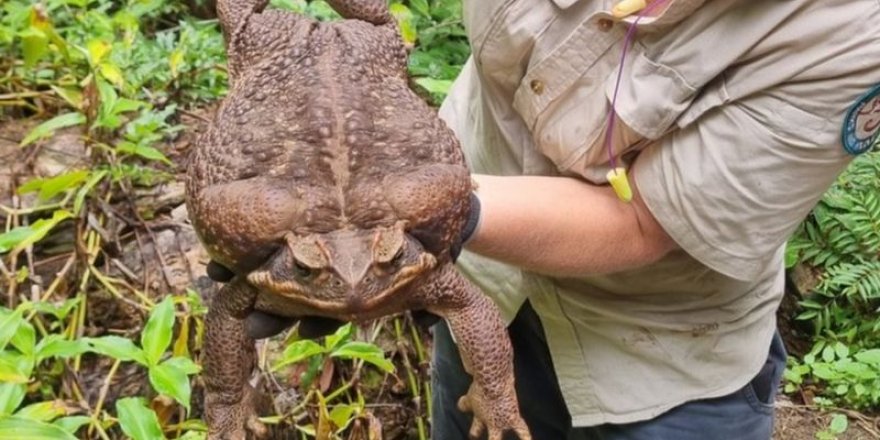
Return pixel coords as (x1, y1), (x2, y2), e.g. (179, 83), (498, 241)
(185, 1), (531, 439)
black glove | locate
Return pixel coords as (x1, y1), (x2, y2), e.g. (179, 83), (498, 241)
(206, 261), (344, 339)
(450, 192), (481, 262)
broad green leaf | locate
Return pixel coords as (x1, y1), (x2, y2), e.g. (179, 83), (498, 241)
(0, 355), (29, 384)
(15, 400), (67, 422)
(149, 360), (192, 411)
(163, 356), (201, 375)
(113, 98), (144, 114)
(85, 336), (147, 365)
(324, 323), (354, 351)
(415, 77), (454, 96)
(834, 342), (850, 360)
(328, 404), (357, 432)
(35, 335), (89, 362)
(272, 339), (325, 372)
(19, 113), (85, 147)
(18, 170), (89, 201)
(142, 296), (175, 366)
(21, 26), (49, 68)
(86, 39), (110, 65)
(854, 349), (880, 365)
(409, 0), (431, 17)
(0, 210), (73, 255)
(10, 320), (35, 357)
(116, 398), (166, 440)
(0, 307), (25, 351)
(98, 62), (124, 87)
(829, 413), (848, 434)
(389, 4), (417, 45)
(29, 297), (80, 320)
(0, 383), (26, 416)
(117, 141), (172, 165)
(50, 86), (83, 110)
(330, 341), (395, 373)
(53, 415), (90, 434)
(0, 415), (77, 440)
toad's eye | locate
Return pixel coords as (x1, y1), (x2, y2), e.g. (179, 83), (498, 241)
(294, 261), (314, 279)
(389, 247), (404, 265)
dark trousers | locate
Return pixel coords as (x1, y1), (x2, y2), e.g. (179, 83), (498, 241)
(430, 301), (787, 440)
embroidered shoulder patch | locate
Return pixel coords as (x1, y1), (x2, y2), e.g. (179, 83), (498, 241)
(842, 84), (880, 155)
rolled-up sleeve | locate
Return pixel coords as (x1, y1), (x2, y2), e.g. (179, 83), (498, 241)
(633, 96), (853, 280)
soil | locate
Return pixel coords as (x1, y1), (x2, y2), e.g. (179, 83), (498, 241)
(3, 115), (880, 439)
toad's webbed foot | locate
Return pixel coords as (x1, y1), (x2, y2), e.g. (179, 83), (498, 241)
(205, 385), (267, 440)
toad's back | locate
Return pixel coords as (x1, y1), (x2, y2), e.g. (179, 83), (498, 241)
(186, 12), (466, 271)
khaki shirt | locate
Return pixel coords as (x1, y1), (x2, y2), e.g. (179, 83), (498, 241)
(440, 0), (880, 426)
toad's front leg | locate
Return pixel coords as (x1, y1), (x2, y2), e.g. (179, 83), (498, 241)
(203, 279), (267, 440)
(415, 265), (532, 440)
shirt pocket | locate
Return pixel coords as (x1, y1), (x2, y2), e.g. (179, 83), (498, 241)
(511, 17), (632, 181)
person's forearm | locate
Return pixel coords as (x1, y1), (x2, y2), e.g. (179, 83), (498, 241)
(465, 173), (677, 277)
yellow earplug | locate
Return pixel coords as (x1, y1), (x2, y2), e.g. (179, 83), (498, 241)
(612, 0), (647, 18)
(607, 167), (633, 202)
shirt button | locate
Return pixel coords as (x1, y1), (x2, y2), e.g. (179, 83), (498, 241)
(597, 18), (614, 32)
(530, 79), (545, 95)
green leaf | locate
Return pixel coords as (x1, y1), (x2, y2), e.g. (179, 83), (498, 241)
(142, 296), (175, 366)
(116, 397), (166, 440)
(18, 170), (90, 201)
(272, 339), (325, 372)
(0, 383), (27, 416)
(149, 360), (192, 411)
(53, 415), (90, 434)
(73, 170), (108, 214)
(829, 413), (848, 434)
(834, 342), (850, 360)
(324, 323), (354, 351)
(29, 298), (80, 321)
(330, 341), (395, 373)
(389, 4), (417, 45)
(0, 415), (77, 440)
(21, 26), (49, 68)
(86, 39), (111, 65)
(408, 0), (431, 17)
(20, 113), (85, 147)
(854, 349), (880, 365)
(0, 209), (73, 255)
(0, 307), (25, 351)
(50, 86), (83, 110)
(98, 62), (124, 87)
(84, 336), (147, 365)
(10, 320), (35, 358)
(117, 141), (172, 165)
(0, 355), (29, 384)
(14, 400), (67, 422)
(414, 77), (454, 96)
(35, 335), (90, 362)
(163, 356), (201, 375)
(822, 345), (836, 363)
(328, 404), (358, 432)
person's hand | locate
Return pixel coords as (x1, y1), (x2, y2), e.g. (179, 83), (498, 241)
(206, 260), (345, 339)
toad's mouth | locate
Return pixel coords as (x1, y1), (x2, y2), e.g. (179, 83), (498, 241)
(247, 253), (437, 316)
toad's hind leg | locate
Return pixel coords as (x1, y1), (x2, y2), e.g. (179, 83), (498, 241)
(203, 280), (267, 440)
(413, 265), (532, 440)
